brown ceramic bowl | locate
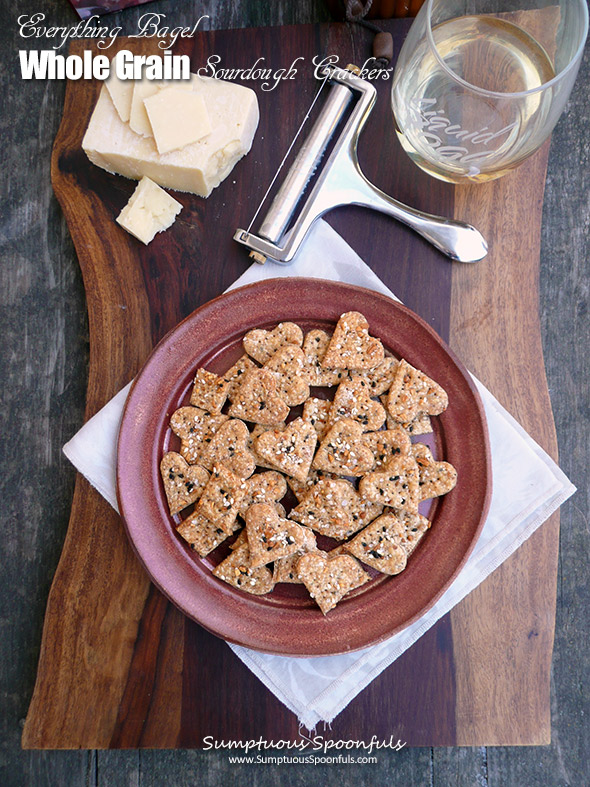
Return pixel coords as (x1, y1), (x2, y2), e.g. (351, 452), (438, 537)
(116, 278), (491, 656)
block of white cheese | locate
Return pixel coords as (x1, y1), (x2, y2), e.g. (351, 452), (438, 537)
(128, 80), (161, 137)
(116, 176), (182, 245)
(105, 74), (134, 123)
(82, 74), (259, 197)
(145, 88), (212, 155)
(128, 79), (193, 138)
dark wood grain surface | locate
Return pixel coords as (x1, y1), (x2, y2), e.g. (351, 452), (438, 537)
(2, 0), (589, 784)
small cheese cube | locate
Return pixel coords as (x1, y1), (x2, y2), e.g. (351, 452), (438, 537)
(116, 176), (182, 245)
(145, 87), (212, 155)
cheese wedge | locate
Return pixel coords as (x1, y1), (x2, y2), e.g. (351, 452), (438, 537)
(82, 74), (259, 197)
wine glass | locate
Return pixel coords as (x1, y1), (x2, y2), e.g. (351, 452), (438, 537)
(391, 0), (588, 183)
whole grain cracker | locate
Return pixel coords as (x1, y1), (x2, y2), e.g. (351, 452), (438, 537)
(248, 423), (286, 471)
(302, 329), (348, 387)
(344, 513), (408, 575)
(213, 542), (274, 595)
(176, 510), (240, 557)
(287, 467), (338, 501)
(199, 418), (256, 478)
(350, 355), (399, 396)
(381, 395), (433, 434)
(189, 368), (230, 414)
(297, 551), (370, 614)
(243, 322), (303, 364)
(386, 359), (448, 424)
(194, 463), (246, 535)
(227, 367), (290, 425)
(364, 426), (412, 470)
(359, 455), (420, 513)
(290, 477), (382, 540)
(229, 527), (248, 551)
(237, 470), (288, 516)
(396, 510), (431, 556)
(255, 417), (317, 482)
(328, 375), (386, 432)
(245, 503), (314, 568)
(412, 442), (458, 499)
(302, 396), (332, 440)
(313, 418), (375, 477)
(273, 534), (317, 584)
(263, 344), (310, 406)
(160, 452), (210, 515)
(401, 414), (433, 435)
(321, 312), (384, 370)
(169, 406), (229, 464)
(224, 354), (258, 401)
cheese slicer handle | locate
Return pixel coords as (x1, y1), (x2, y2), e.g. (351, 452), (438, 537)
(341, 166), (488, 262)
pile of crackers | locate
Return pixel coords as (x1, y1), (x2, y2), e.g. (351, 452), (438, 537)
(161, 312), (457, 615)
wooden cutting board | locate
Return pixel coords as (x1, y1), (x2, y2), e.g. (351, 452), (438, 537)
(22, 19), (558, 748)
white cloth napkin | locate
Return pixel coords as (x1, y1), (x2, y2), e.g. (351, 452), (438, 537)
(63, 219), (575, 731)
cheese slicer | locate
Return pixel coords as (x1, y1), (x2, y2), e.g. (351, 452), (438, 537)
(234, 64), (488, 264)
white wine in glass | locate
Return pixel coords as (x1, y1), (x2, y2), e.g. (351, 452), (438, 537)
(392, 0), (588, 183)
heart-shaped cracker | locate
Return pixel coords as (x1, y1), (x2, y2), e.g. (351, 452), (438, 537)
(290, 477), (382, 540)
(176, 510), (240, 557)
(386, 359), (448, 424)
(352, 356), (399, 396)
(224, 354), (258, 401)
(160, 452), (210, 515)
(321, 312), (384, 371)
(287, 467), (338, 501)
(213, 542), (274, 595)
(297, 551), (370, 614)
(194, 463), (247, 535)
(245, 503), (315, 568)
(403, 414), (433, 435)
(412, 443), (458, 500)
(169, 406), (229, 464)
(227, 368), (290, 426)
(199, 419), (256, 479)
(264, 344), (310, 406)
(273, 537), (317, 584)
(328, 375), (386, 432)
(302, 397), (332, 440)
(243, 322), (303, 364)
(344, 513), (408, 575)
(248, 423), (286, 470)
(359, 455), (420, 513)
(381, 395), (433, 435)
(364, 427), (412, 470)
(395, 510), (431, 556)
(238, 470), (288, 516)
(255, 417), (317, 482)
(302, 329), (348, 387)
(313, 418), (375, 477)
(229, 528), (248, 551)
(189, 368), (230, 414)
